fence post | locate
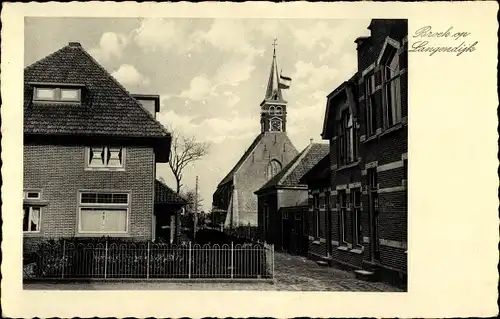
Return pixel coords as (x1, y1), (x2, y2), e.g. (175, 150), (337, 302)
(146, 241), (150, 279)
(188, 241), (192, 279)
(61, 240), (66, 279)
(230, 241), (234, 279)
(104, 241), (108, 279)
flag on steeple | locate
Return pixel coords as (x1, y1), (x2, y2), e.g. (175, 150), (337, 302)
(279, 70), (292, 89)
(264, 38), (291, 101)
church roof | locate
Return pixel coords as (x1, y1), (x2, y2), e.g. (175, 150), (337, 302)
(217, 133), (265, 187)
(256, 143), (330, 193)
(23, 42), (170, 139)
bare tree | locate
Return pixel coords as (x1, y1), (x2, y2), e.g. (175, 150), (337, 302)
(168, 129), (210, 194)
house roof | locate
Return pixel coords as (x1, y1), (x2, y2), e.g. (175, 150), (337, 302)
(217, 133), (265, 187)
(155, 180), (187, 205)
(256, 143), (330, 193)
(299, 152), (330, 185)
(24, 42), (170, 139)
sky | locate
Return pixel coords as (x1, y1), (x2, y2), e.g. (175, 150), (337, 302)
(25, 17), (371, 211)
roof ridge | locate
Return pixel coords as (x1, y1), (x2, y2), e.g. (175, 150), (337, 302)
(77, 44), (171, 137)
(277, 143), (313, 185)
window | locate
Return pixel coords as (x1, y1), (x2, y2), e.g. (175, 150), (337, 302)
(283, 211), (289, 219)
(338, 110), (357, 166)
(23, 190), (40, 199)
(275, 106), (283, 115)
(365, 73), (377, 136)
(269, 118), (283, 132)
(351, 188), (362, 247)
(382, 47), (402, 127)
(86, 146), (125, 169)
(34, 87), (81, 102)
(312, 194), (320, 238)
(266, 159), (282, 180)
(23, 206), (41, 233)
(338, 190), (348, 244)
(78, 192), (129, 234)
(268, 106), (275, 115)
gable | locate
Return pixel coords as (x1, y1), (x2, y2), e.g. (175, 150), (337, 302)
(217, 134), (265, 187)
(24, 42), (170, 140)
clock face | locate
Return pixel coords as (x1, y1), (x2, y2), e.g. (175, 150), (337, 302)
(270, 119), (282, 132)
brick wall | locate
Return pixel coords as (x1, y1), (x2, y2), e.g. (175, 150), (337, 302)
(313, 19), (408, 277)
(23, 143), (155, 252)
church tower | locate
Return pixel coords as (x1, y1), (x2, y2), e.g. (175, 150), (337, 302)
(212, 39), (298, 229)
(260, 40), (290, 134)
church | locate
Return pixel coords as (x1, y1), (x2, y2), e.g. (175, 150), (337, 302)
(212, 43), (299, 229)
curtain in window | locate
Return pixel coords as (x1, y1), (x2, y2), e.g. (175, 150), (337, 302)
(107, 147), (122, 167)
(390, 78), (402, 123)
(89, 147), (105, 166)
(30, 207), (41, 231)
(80, 209), (105, 232)
(347, 114), (354, 162)
(102, 210), (127, 232)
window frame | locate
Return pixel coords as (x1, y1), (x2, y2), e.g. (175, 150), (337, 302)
(312, 194), (320, 238)
(33, 87), (82, 103)
(365, 73), (377, 136)
(85, 146), (126, 171)
(266, 159), (282, 180)
(338, 190), (348, 245)
(351, 188), (363, 248)
(77, 191), (131, 235)
(23, 206), (42, 233)
(381, 46), (402, 128)
(338, 110), (358, 166)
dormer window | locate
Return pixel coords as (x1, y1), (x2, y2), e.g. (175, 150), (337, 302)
(33, 87), (82, 103)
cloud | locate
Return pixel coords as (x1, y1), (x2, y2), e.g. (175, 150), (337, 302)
(111, 64), (150, 86)
(291, 61), (339, 92)
(89, 32), (129, 62)
(179, 74), (217, 101)
(133, 18), (196, 53)
(193, 19), (263, 57)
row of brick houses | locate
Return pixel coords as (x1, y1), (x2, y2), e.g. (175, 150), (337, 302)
(255, 19), (408, 287)
(23, 42), (187, 253)
(301, 19), (408, 286)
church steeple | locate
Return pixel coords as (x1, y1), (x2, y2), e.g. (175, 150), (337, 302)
(264, 39), (284, 102)
(260, 38), (291, 134)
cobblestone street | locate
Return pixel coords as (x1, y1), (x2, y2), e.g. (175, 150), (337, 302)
(272, 252), (402, 291)
(24, 252), (402, 291)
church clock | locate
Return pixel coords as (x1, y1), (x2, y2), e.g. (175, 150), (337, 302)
(270, 118), (282, 132)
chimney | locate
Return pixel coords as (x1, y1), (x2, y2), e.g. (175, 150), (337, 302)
(68, 42), (82, 47)
(310, 138), (313, 144)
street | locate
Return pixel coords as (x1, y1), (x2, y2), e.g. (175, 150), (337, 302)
(24, 252), (402, 292)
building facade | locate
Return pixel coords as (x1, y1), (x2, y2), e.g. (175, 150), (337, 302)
(255, 143), (329, 248)
(312, 19), (408, 287)
(212, 46), (298, 228)
(23, 42), (176, 252)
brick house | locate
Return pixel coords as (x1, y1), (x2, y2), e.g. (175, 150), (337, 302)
(254, 143), (329, 248)
(304, 19), (408, 287)
(23, 42), (183, 251)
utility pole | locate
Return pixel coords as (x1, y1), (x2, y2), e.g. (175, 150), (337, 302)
(194, 175), (199, 241)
